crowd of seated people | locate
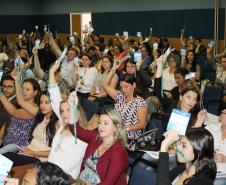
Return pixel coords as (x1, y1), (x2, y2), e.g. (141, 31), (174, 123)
(0, 26), (225, 185)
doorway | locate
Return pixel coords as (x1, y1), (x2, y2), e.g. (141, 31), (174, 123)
(70, 12), (92, 44)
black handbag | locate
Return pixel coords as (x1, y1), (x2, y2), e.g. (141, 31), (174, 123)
(131, 108), (169, 151)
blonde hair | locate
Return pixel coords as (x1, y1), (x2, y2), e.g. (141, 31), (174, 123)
(103, 108), (127, 146)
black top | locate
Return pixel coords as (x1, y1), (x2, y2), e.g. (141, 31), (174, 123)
(154, 77), (199, 130)
(157, 152), (214, 185)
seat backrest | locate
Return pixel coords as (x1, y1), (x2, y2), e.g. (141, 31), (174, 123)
(203, 82), (223, 101)
(202, 82), (224, 115)
(128, 158), (157, 185)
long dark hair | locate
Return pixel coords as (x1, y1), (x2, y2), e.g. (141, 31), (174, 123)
(119, 73), (143, 98)
(34, 162), (71, 185)
(31, 91), (58, 147)
(178, 82), (201, 128)
(100, 55), (114, 73)
(185, 128), (216, 182)
(22, 78), (41, 105)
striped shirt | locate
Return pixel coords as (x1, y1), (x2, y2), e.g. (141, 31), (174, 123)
(115, 91), (146, 139)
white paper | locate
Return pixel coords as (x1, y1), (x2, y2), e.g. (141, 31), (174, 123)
(140, 150), (174, 159)
(153, 43), (158, 50)
(69, 36), (75, 43)
(0, 154), (13, 185)
(35, 39), (40, 49)
(185, 72), (196, 80)
(217, 163), (226, 178)
(167, 109), (191, 135)
(137, 32), (142, 37)
(57, 47), (68, 63)
(134, 52), (142, 62)
(123, 31), (129, 40)
(180, 48), (187, 56)
(103, 48), (109, 54)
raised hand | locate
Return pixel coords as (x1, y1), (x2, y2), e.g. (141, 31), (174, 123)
(180, 28), (186, 34)
(161, 129), (179, 152)
(68, 91), (78, 107)
(49, 60), (61, 75)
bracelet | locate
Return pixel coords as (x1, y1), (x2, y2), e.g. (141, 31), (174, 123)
(0, 92), (4, 97)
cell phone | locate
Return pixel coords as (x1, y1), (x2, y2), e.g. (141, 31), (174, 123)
(16, 145), (24, 151)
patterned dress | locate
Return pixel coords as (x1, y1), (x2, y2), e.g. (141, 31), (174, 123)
(3, 117), (35, 147)
(115, 91), (146, 140)
(79, 150), (101, 184)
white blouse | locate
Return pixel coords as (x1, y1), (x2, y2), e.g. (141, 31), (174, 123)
(162, 68), (177, 91)
(76, 67), (98, 93)
(48, 83), (87, 179)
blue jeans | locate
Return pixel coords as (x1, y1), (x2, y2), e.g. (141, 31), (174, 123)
(0, 144), (19, 154)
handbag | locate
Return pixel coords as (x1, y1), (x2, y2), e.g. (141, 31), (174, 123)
(132, 108), (169, 151)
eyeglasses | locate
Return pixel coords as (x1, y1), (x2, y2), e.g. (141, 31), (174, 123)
(221, 111), (226, 115)
(2, 85), (15, 89)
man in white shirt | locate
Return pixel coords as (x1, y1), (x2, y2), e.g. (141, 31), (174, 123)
(49, 32), (80, 88)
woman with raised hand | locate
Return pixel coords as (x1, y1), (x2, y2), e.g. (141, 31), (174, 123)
(102, 59), (148, 142)
(48, 60), (87, 180)
(3, 91), (60, 166)
(0, 69), (41, 154)
(69, 105), (128, 185)
(154, 52), (206, 131)
(157, 128), (216, 185)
